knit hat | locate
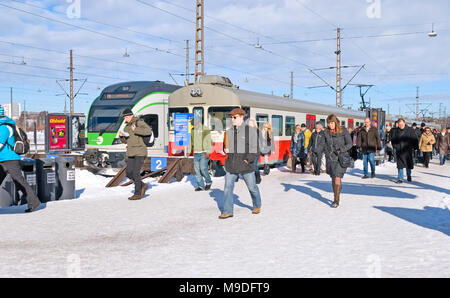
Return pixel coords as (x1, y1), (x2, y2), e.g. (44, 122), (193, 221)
(0, 105), (4, 117)
(121, 108), (133, 117)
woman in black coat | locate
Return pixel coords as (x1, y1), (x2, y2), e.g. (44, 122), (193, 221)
(323, 115), (353, 208)
(390, 118), (418, 183)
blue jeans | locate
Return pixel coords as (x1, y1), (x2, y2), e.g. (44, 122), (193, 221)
(440, 154), (446, 165)
(223, 171), (261, 215)
(398, 168), (412, 180)
(194, 153), (212, 189)
(363, 152), (376, 176)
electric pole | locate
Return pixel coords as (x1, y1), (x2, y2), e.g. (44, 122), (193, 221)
(335, 28), (342, 108)
(415, 86), (419, 121)
(195, 0), (204, 83)
(69, 49), (74, 115)
(186, 40), (190, 85)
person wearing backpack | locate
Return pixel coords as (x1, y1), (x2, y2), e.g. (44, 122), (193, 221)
(0, 105), (41, 213)
(119, 109), (152, 200)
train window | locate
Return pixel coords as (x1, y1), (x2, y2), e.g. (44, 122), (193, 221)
(320, 119), (326, 128)
(169, 108), (189, 131)
(193, 107), (204, 125)
(285, 116), (295, 136)
(256, 114), (269, 130)
(272, 115), (283, 137)
(88, 105), (127, 133)
(341, 121), (346, 128)
(208, 107), (239, 131)
(140, 114), (159, 138)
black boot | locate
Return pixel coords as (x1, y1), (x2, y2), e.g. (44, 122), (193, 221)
(255, 171), (262, 184)
(263, 164), (270, 175)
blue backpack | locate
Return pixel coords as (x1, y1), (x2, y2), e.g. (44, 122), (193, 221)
(0, 123), (30, 155)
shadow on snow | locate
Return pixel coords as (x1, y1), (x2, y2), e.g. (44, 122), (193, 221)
(374, 206), (450, 237)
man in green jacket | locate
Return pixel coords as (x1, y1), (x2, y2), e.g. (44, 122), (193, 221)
(189, 116), (213, 191)
(119, 109), (152, 200)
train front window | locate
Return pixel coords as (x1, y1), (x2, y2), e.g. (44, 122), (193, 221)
(193, 107), (204, 125)
(208, 106), (239, 132)
(169, 107), (189, 131)
(88, 106), (127, 133)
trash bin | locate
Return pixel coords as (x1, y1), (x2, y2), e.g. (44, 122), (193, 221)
(55, 157), (76, 200)
(36, 158), (57, 202)
(0, 175), (16, 208)
(17, 158), (38, 205)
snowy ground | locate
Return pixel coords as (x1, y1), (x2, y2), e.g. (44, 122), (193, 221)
(0, 158), (449, 278)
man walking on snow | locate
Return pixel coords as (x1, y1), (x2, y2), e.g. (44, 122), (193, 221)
(357, 117), (381, 179)
(0, 105), (41, 213)
(219, 108), (261, 219)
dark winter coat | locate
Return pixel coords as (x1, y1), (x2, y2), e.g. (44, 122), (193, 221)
(356, 127), (382, 153)
(323, 129), (353, 178)
(436, 133), (450, 155)
(290, 132), (306, 158)
(390, 126), (418, 169)
(413, 128), (422, 142)
(224, 122), (259, 174)
(119, 117), (152, 158)
(308, 130), (326, 154)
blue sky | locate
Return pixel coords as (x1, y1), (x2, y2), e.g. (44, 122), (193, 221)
(0, 0), (449, 119)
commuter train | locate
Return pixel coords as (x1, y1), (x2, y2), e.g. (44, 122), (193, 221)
(168, 75), (367, 172)
(84, 75), (377, 175)
(84, 81), (180, 175)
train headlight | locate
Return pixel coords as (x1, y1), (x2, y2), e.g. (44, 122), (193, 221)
(112, 138), (122, 145)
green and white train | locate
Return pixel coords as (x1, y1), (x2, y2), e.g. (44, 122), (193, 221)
(84, 81), (180, 175)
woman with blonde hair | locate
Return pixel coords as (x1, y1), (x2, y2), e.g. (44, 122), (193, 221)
(323, 114), (353, 208)
(418, 126), (436, 168)
(260, 122), (275, 175)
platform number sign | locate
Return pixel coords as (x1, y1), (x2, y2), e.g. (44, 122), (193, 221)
(151, 158), (167, 172)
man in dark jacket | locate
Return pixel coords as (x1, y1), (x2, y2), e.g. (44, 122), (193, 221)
(412, 123), (422, 164)
(357, 118), (382, 179)
(119, 109), (152, 200)
(390, 118), (418, 183)
(0, 105), (41, 213)
(308, 122), (326, 175)
(220, 108), (261, 219)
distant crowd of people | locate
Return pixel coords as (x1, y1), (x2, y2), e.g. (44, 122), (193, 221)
(1, 103), (449, 217)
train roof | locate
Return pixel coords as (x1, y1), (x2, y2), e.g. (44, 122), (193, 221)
(170, 75), (366, 119)
(90, 81), (181, 107)
(101, 80), (180, 95)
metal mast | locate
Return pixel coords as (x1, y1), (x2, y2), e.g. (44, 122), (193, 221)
(185, 40), (190, 85)
(69, 49), (74, 115)
(195, 0), (205, 83)
(335, 28), (342, 108)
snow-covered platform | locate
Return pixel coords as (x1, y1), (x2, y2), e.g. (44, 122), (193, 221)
(0, 159), (449, 277)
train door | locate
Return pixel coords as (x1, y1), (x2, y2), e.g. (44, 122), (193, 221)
(348, 119), (354, 129)
(306, 114), (316, 131)
(140, 98), (167, 153)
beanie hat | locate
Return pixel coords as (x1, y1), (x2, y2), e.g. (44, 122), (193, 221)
(122, 108), (133, 117)
(0, 105), (4, 117)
